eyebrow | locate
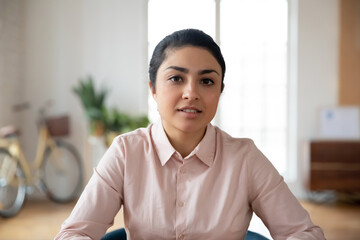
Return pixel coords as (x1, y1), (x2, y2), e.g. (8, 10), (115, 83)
(199, 69), (220, 76)
(165, 66), (220, 76)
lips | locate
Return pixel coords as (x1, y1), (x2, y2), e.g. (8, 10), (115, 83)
(178, 106), (202, 113)
(181, 109), (198, 113)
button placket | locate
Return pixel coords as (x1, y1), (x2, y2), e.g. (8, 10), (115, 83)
(177, 233), (185, 240)
(175, 164), (187, 239)
(177, 166), (186, 208)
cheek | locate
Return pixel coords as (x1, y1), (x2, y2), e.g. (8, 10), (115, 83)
(155, 90), (174, 109)
(206, 92), (221, 107)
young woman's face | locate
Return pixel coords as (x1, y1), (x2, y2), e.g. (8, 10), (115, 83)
(150, 46), (223, 138)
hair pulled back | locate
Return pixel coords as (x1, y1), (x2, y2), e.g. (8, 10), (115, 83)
(149, 29), (226, 92)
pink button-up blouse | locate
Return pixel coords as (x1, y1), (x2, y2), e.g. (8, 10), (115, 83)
(55, 121), (325, 240)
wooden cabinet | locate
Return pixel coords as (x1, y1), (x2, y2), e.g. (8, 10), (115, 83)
(339, 0), (360, 106)
(310, 141), (360, 191)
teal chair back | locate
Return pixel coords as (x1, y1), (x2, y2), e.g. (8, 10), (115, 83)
(245, 230), (269, 240)
(101, 228), (269, 240)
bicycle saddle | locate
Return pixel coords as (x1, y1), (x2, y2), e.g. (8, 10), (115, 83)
(0, 125), (20, 138)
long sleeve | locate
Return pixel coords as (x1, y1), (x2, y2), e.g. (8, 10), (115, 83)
(55, 123), (326, 240)
(247, 144), (325, 240)
(54, 138), (125, 240)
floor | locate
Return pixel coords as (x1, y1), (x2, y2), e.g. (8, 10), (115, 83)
(0, 198), (360, 240)
(0, 198), (125, 240)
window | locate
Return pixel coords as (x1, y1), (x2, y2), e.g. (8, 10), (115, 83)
(148, 0), (289, 176)
(220, 0), (288, 174)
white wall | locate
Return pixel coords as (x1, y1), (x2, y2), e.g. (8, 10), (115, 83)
(0, 0), (25, 128)
(19, 0), (148, 179)
(292, 0), (339, 197)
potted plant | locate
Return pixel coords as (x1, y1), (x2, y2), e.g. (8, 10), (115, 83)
(104, 107), (149, 146)
(73, 76), (108, 136)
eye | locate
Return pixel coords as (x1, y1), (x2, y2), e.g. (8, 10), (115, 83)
(201, 78), (214, 85)
(169, 76), (183, 82)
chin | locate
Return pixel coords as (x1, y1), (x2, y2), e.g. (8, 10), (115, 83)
(177, 123), (207, 134)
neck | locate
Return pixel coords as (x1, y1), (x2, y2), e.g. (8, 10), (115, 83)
(164, 127), (207, 158)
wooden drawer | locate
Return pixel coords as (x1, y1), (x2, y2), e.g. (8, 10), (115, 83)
(310, 141), (360, 163)
(309, 141), (360, 191)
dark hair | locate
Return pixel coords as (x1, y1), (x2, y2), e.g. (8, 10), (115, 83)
(149, 29), (226, 92)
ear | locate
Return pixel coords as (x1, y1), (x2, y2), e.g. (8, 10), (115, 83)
(149, 81), (157, 100)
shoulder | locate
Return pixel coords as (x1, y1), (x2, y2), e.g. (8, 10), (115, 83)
(112, 124), (153, 146)
(214, 125), (257, 155)
(213, 126), (274, 172)
(106, 124), (157, 161)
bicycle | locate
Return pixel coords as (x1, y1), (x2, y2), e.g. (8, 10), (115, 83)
(0, 103), (83, 217)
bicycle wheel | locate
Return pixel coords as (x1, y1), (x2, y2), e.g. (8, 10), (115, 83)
(41, 139), (83, 203)
(0, 148), (26, 218)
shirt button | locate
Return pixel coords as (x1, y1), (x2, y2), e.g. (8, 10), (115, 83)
(178, 201), (184, 207)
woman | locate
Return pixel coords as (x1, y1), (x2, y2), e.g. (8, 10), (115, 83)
(56, 29), (325, 240)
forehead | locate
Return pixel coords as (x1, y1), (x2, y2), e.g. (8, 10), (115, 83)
(161, 46), (221, 70)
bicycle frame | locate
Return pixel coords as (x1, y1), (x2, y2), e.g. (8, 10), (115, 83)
(0, 124), (59, 186)
(1, 107), (83, 217)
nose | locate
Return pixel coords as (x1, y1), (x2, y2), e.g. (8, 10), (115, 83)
(182, 80), (200, 100)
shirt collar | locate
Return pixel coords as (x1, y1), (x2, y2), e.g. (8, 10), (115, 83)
(151, 120), (177, 166)
(191, 123), (216, 167)
(151, 120), (216, 167)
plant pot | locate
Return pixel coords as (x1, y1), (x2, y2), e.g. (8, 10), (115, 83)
(90, 120), (105, 136)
